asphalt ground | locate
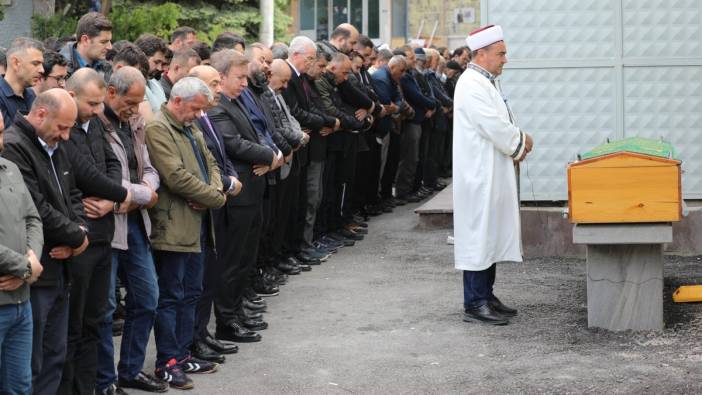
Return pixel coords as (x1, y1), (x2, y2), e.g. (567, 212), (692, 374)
(121, 198), (702, 394)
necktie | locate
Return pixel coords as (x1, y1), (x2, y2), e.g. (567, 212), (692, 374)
(301, 77), (312, 100)
(183, 126), (209, 184)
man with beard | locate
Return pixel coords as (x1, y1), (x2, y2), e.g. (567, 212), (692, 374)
(34, 51), (68, 93)
(240, 44), (293, 303)
(1, 38), (44, 124)
(2, 89), (89, 395)
(160, 48), (201, 100)
(135, 34), (169, 120)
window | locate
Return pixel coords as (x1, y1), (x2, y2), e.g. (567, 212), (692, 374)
(368, 0), (379, 39)
(317, 0), (329, 40)
(350, 0), (363, 31)
(333, 0), (348, 27)
(300, 0), (316, 30)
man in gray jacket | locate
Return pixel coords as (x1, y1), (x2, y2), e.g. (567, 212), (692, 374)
(0, 109), (44, 395)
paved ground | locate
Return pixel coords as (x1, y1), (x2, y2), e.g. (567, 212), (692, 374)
(122, 197), (702, 394)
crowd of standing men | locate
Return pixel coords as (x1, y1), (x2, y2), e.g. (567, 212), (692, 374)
(0, 11), (469, 394)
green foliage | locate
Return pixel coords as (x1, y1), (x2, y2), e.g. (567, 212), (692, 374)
(0, 4), (5, 21)
(31, 0), (292, 44)
(32, 13), (78, 41)
(110, 2), (181, 41)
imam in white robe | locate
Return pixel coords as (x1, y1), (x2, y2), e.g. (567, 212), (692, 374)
(452, 65), (526, 271)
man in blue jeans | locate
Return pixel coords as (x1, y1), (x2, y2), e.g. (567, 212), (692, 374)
(0, 110), (44, 394)
(94, 67), (166, 394)
(145, 77), (226, 390)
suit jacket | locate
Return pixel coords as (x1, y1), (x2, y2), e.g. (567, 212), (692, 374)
(197, 114), (238, 193)
(66, 119), (127, 245)
(1, 116), (87, 287)
(282, 63), (336, 162)
(208, 93), (275, 207)
(401, 70), (438, 124)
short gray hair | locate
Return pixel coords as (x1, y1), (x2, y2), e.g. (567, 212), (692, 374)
(7, 37), (44, 58)
(210, 49), (248, 75)
(271, 43), (288, 60)
(388, 55), (407, 68)
(289, 36), (316, 56)
(108, 66), (146, 95)
(170, 76), (213, 102)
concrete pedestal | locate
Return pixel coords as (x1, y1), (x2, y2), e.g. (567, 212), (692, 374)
(573, 223), (672, 331)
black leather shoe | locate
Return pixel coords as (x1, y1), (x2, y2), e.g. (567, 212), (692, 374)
(238, 315), (268, 331)
(118, 371), (168, 393)
(463, 304), (509, 325)
(296, 252), (321, 265)
(489, 298), (518, 317)
(253, 278), (279, 297)
(276, 259), (301, 275)
(242, 307), (263, 320)
(398, 194), (421, 203)
(204, 333), (238, 354)
(243, 298), (266, 311)
(190, 340), (225, 364)
(245, 288), (265, 303)
(216, 321), (262, 342)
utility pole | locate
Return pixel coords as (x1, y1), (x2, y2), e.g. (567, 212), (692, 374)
(260, 0), (275, 47)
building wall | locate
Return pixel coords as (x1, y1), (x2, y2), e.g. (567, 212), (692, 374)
(406, 0), (480, 48)
(0, 0), (33, 48)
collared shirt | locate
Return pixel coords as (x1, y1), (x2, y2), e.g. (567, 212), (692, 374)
(37, 136), (63, 196)
(0, 77), (36, 125)
(72, 45), (104, 71)
(80, 120), (90, 134)
(286, 60), (301, 77)
(467, 62), (496, 85)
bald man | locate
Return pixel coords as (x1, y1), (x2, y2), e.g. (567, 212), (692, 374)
(1, 89), (90, 395)
(189, 64), (241, 361)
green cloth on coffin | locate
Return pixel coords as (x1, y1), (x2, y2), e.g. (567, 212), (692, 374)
(581, 137), (677, 160)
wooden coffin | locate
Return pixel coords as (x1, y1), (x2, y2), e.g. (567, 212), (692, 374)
(568, 139), (682, 224)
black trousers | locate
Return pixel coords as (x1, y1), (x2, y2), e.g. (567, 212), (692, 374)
(31, 277), (69, 395)
(59, 243), (112, 395)
(321, 149), (357, 233)
(380, 131), (401, 199)
(194, 210), (225, 342)
(214, 202), (263, 326)
(280, 159), (303, 257)
(258, 184), (277, 268)
(364, 135), (383, 205)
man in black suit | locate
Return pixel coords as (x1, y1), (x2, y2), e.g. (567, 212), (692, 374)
(1, 89), (89, 395)
(282, 36), (339, 254)
(208, 49), (282, 343)
(189, 64), (242, 362)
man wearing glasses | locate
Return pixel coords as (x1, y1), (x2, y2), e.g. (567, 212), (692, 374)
(34, 51), (69, 93)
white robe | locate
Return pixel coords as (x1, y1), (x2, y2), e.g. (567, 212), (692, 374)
(452, 67), (526, 271)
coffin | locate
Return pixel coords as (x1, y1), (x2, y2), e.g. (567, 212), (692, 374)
(567, 138), (682, 224)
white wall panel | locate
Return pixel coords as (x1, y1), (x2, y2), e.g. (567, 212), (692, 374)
(483, 0), (702, 200)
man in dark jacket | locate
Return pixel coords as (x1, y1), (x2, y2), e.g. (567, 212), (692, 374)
(190, 64), (242, 363)
(1, 89), (89, 395)
(282, 36), (340, 256)
(371, 56), (405, 209)
(58, 68), (131, 395)
(423, 49), (453, 191)
(0, 109), (44, 395)
(209, 49), (279, 344)
(396, 46), (438, 202)
(315, 53), (373, 244)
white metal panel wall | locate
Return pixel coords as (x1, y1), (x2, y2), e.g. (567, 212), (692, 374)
(483, 0), (702, 200)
